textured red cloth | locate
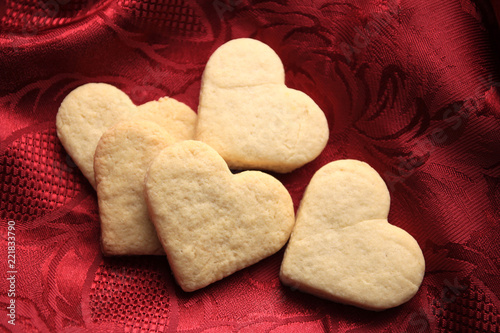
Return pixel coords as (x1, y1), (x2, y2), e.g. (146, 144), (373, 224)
(1, 0), (500, 332)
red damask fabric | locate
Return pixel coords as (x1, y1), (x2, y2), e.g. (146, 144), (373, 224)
(0, 0), (499, 332)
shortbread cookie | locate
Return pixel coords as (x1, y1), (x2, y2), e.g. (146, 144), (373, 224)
(280, 160), (425, 311)
(196, 38), (329, 173)
(56, 83), (136, 188)
(56, 83), (197, 188)
(145, 140), (295, 291)
(137, 97), (197, 141)
(95, 120), (175, 256)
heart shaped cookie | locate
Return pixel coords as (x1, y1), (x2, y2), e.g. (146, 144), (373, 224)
(95, 120), (175, 256)
(56, 83), (197, 188)
(196, 38), (329, 173)
(280, 160), (425, 311)
(145, 140), (295, 292)
(136, 97), (197, 141)
(57, 83), (136, 188)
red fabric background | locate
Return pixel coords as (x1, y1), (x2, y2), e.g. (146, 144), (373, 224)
(1, 0), (500, 332)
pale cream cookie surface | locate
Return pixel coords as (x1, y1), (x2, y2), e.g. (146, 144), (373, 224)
(95, 120), (175, 256)
(56, 83), (136, 188)
(56, 83), (197, 188)
(196, 38), (329, 173)
(137, 97), (197, 141)
(145, 140), (295, 292)
(280, 159), (425, 311)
